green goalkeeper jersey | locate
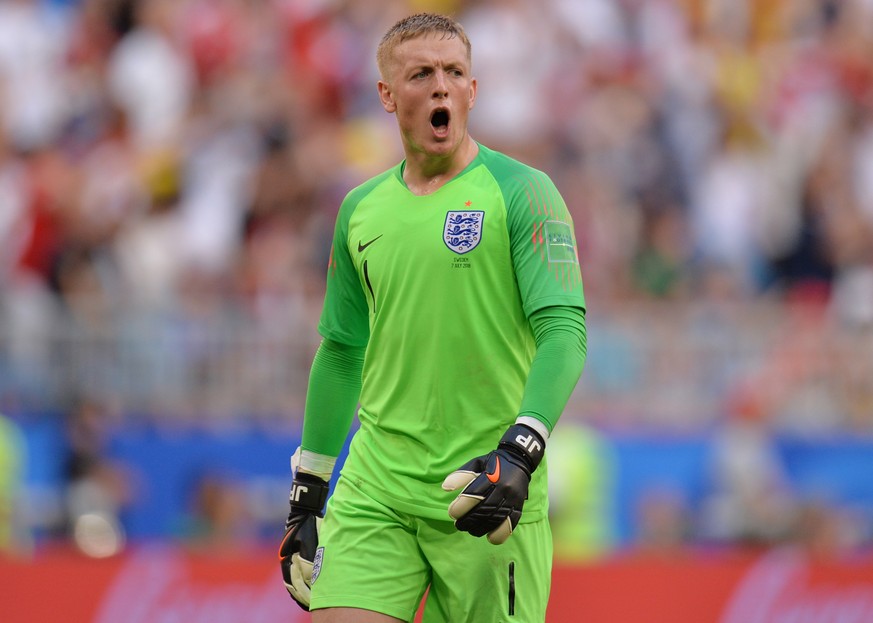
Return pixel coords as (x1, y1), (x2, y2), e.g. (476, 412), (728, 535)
(318, 143), (585, 522)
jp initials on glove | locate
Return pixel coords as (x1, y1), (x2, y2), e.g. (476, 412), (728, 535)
(278, 472), (329, 611)
(441, 423), (546, 545)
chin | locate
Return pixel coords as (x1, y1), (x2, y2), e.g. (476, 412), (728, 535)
(405, 129), (461, 158)
(427, 133), (461, 152)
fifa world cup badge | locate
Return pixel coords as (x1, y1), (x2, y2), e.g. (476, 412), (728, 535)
(312, 547), (325, 583)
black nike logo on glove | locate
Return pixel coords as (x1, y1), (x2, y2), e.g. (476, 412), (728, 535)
(357, 235), (383, 252)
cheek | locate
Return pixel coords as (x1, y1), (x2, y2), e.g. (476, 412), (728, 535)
(397, 97), (424, 121)
(397, 104), (417, 123)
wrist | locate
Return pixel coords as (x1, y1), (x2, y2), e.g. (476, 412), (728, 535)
(498, 423), (546, 473)
(298, 449), (337, 480)
(290, 472), (330, 515)
(514, 416), (550, 442)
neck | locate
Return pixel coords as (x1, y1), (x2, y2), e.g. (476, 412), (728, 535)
(402, 136), (479, 196)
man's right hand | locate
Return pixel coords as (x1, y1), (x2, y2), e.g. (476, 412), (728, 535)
(278, 472), (330, 611)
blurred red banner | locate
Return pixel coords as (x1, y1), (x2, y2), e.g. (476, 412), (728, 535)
(4, 546), (873, 622)
(3, 545), (305, 623)
(550, 549), (873, 623)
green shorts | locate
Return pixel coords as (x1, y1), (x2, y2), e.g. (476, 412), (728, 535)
(309, 476), (552, 622)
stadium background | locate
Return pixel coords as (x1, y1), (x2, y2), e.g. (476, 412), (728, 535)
(2, 0), (873, 620)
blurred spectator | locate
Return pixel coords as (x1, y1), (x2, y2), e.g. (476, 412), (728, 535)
(181, 471), (259, 553)
(462, 0), (557, 155)
(0, 0), (70, 151)
(631, 201), (692, 299)
(790, 499), (870, 561)
(634, 487), (692, 556)
(63, 398), (131, 558)
(0, 129), (31, 280)
(106, 0), (195, 153)
(699, 388), (798, 548)
(547, 423), (615, 561)
(0, 412), (31, 557)
(690, 128), (770, 293)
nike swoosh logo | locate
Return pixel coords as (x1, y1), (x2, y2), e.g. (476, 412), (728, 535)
(486, 456), (501, 483)
(278, 530), (293, 560)
(357, 235), (383, 252)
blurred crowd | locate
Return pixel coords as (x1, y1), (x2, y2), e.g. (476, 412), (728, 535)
(1, 0), (873, 429)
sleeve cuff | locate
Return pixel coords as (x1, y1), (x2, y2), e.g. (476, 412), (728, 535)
(515, 416), (550, 442)
(294, 447), (337, 481)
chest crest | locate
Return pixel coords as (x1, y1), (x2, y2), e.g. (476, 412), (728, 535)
(443, 210), (484, 254)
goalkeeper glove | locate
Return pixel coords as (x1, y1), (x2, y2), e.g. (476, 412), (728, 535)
(278, 472), (329, 611)
(441, 423), (546, 545)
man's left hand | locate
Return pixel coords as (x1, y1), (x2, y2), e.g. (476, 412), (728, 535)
(279, 472), (329, 610)
(442, 424), (545, 544)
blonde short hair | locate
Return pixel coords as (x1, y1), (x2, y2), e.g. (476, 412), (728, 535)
(376, 13), (472, 80)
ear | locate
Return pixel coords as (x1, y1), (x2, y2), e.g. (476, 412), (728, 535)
(378, 80), (396, 113)
(468, 77), (477, 111)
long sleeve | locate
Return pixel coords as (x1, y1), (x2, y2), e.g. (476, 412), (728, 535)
(517, 305), (587, 434)
(301, 338), (366, 458)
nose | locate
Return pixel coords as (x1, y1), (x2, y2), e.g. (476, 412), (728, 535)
(432, 70), (448, 98)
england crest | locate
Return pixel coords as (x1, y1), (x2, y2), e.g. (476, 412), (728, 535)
(443, 210), (484, 253)
(311, 546), (324, 584)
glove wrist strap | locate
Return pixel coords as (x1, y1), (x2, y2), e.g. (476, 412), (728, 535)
(499, 423), (546, 472)
(290, 472), (330, 514)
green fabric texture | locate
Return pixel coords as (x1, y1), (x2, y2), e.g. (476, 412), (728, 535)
(307, 143), (585, 521)
(301, 339), (365, 458)
(519, 305), (588, 433)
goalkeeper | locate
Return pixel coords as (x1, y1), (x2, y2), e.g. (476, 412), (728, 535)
(279, 12), (587, 623)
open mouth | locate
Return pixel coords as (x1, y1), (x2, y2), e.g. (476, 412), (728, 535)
(430, 108), (450, 136)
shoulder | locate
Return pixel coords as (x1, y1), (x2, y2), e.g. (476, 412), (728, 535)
(341, 167), (399, 213)
(476, 144), (557, 196)
(475, 144), (562, 216)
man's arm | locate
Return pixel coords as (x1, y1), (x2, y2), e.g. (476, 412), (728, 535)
(279, 337), (364, 610)
(301, 337), (365, 461)
(515, 304), (587, 438)
(443, 305), (586, 544)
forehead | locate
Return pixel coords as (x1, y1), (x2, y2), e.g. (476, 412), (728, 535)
(390, 32), (471, 70)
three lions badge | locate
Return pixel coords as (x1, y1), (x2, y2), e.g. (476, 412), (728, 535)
(443, 211), (484, 253)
